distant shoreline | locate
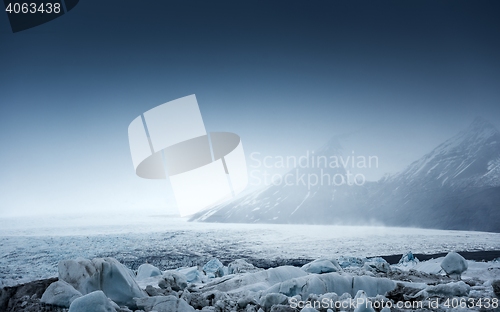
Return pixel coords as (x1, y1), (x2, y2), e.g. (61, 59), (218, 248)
(1, 250), (498, 291)
(380, 250), (500, 264)
(223, 250), (500, 270)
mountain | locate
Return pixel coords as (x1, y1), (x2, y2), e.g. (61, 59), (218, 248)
(192, 137), (369, 224)
(191, 117), (500, 232)
(370, 116), (500, 231)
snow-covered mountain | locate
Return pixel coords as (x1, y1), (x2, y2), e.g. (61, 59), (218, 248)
(386, 116), (500, 189)
(371, 116), (500, 231)
(192, 117), (500, 232)
(192, 137), (370, 224)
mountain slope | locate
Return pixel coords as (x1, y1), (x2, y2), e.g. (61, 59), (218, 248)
(192, 117), (500, 232)
(371, 117), (500, 231)
(193, 137), (371, 224)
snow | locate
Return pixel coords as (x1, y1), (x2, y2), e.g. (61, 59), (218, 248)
(0, 182), (499, 312)
(426, 163), (439, 175)
(1, 215), (499, 287)
(291, 191), (310, 215)
(453, 160), (475, 178)
(1, 215), (500, 312)
(484, 157), (500, 186)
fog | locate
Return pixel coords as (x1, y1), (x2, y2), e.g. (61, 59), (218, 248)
(1, 1), (500, 218)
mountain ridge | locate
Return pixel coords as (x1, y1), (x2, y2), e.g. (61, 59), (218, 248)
(191, 117), (500, 232)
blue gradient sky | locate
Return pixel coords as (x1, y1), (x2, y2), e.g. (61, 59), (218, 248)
(1, 1), (499, 217)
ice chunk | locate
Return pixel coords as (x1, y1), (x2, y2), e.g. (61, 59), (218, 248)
(317, 292), (339, 308)
(259, 293), (289, 311)
(199, 266), (307, 293)
(398, 251), (419, 266)
(353, 276), (396, 297)
(337, 256), (365, 268)
(177, 266), (207, 283)
(386, 283), (425, 303)
(353, 290), (375, 312)
(159, 271), (188, 291)
(236, 294), (259, 309)
(406, 257), (443, 274)
(203, 258), (225, 278)
(68, 290), (119, 312)
(264, 272), (396, 299)
(363, 258), (391, 274)
(58, 258), (99, 295)
(93, 257), (147, 307)
(41, 280), (82, 307)
(440, 252), (468, 278)
(228, 259), (262, 274)
(492, 280), (500, 297)
(58, 257), (147, 307)
(136, 263), (161, 280)
(416, 281), (470, 298)
(301, 259), (342, 274)
(135, 295), (195, 312)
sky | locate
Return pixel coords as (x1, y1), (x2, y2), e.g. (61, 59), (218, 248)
(1, 0), (500, 217)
